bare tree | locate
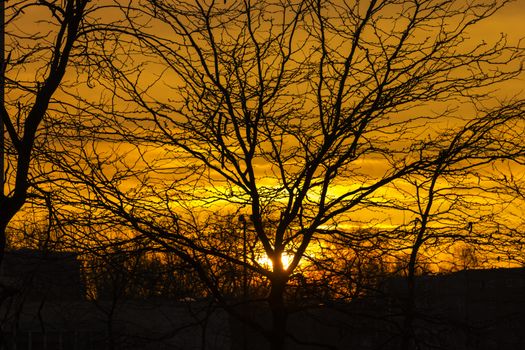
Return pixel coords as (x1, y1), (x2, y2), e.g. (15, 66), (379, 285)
(0, 0), (120, 264)
(401, 106), (525, 347)
(0, 7), (140, 350)
(473, 158), (525, 267)
(43, 1), (524, 349)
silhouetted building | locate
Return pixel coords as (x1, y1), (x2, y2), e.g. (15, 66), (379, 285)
(0, 250), (229, 350)
(230, 268), (525, 350)
(377, 267), (525, 350)
(0, 249), (84, 301)
(0, 250), (524, 349)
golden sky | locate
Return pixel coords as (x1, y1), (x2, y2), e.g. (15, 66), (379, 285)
(4, 1), (525, 269)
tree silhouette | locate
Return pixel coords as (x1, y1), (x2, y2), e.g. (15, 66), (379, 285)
(0, 0), (94, 266)
(0, 2), (135, 346)
(42, 1), (524, 349)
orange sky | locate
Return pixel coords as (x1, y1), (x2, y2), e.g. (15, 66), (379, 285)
(5, 1), (525, 252)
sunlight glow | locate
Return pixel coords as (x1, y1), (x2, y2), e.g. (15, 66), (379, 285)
(257, 253), (294, 270)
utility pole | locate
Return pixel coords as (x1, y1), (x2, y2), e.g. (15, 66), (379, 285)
(239, 214), (248, 350)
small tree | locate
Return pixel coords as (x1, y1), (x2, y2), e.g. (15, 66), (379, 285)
(0, 0), (124, 262)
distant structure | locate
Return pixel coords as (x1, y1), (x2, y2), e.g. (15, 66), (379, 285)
(0, 250), (523, 349)
(384, 267), (525, 309)
(373, 267), (525, 349)
(230, 268), (525, 350)
(0, 249), (229, 350)
(0, 249), (84, 301)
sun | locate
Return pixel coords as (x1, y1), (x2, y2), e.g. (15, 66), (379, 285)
(257, 253), (294, 270)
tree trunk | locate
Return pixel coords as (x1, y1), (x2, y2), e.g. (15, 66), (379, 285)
(0, 220), (8, 350)
(0, 219), (6, 266)
(401, 269), (416, 350)
(401, 239), (422, 350)
(268, 276), (288, 350)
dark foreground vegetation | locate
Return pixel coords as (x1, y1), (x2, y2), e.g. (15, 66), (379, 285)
(0, 248), (524, 349)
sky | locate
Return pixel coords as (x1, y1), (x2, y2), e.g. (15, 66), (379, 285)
(3, 0), (525, 268)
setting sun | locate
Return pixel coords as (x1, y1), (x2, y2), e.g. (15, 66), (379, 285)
(257, 253), (295, 270)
